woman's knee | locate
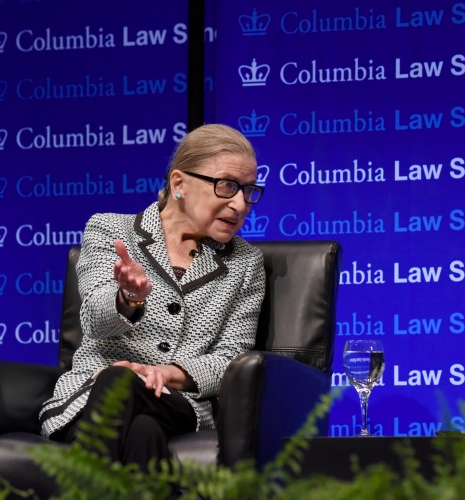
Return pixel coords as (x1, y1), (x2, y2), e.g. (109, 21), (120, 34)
(130, 414), (164, 436)
(89, 366), (140, 398)
(95, 365), (137, 384)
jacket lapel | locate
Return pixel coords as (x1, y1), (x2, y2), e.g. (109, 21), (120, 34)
(134, 203), (230, 296)
(180, 245), (228, 293)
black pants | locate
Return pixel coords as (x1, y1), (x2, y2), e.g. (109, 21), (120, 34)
(51, 366), (197, 472)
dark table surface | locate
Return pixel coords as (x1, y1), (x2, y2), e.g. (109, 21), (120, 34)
(284, 436), (464, 481)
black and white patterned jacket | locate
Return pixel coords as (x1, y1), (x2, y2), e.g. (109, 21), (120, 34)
(40, 202), (265, 437)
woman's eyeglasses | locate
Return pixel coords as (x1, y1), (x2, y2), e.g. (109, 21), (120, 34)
(184, 171), (264, 204)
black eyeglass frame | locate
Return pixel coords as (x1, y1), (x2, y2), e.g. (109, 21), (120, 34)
(183, 171), (265, 204)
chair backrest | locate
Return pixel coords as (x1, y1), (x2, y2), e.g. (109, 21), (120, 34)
(253, 241), (342, 373)
(59, 241), (342, 372)
(59, 246), (83, 369)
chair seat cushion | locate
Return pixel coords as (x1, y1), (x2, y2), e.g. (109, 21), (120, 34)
(0, 432), (61, 498)
(168, 429), (219, 466)
(0, 430), (218, 499)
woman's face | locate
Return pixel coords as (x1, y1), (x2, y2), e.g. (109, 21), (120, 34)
(180, 153), (257, 243)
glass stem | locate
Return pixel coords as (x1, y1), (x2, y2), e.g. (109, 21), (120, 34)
(359, 390), (371, 436)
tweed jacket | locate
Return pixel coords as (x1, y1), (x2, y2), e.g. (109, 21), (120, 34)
(40, 202), (265, 438)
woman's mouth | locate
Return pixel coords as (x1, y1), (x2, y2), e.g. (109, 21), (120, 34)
(218, 218), (237, 227)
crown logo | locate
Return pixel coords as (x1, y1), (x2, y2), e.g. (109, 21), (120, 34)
(238, 59), (270, 87)
(240, 210), (269, 238)
(0, 178), (6, 198)
(239, 9), (270, 36)
(256, 165), (270, 187)
(0, 275), (6, 295)
(0, 81), (6, 100)
(0, 32), (7, 53)
(0, 226), (6, 247)
(238, 110), (270, 137)
(0, 129), (7, 150)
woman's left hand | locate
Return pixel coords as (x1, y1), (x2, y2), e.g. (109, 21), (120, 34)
(113, 361), (196, 397)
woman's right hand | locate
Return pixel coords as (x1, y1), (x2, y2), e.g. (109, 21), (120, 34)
(114, 361), (196, 397)
(114, 239), (152, 302)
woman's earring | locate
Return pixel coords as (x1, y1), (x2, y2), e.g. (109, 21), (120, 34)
(175, 193), (182, 200)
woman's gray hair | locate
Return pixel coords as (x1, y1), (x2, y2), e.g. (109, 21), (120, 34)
(158, 124), (256, 211)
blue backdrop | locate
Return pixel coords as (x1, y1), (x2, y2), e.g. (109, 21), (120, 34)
(1, 0), (464, 437)
(212, 0), (465, 437)
(0, 0), (188, 364)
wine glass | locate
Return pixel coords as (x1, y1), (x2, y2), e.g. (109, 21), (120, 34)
(342, 340), (385, 437)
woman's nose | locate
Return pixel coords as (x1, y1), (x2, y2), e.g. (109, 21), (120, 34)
(228, 189), (248, 213)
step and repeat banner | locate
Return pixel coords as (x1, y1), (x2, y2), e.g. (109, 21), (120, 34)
(0, 0), (188, 365)
(1, 0), (464, 438)
(213, 1), (465, 436)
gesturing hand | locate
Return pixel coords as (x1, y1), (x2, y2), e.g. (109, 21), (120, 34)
(113, 239), (152, 301)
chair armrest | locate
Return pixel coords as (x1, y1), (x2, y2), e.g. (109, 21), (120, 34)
(218, 352), (331, 470)
(0, 362), (65, 434)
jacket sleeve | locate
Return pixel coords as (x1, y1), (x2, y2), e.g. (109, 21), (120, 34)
(174, 247), (265, 399)
(76, 213), (144, 340)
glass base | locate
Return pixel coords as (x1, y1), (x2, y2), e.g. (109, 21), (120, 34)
(358, 431), (374, 437)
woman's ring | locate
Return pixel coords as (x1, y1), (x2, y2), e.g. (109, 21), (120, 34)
(147, 371), (155, 374)
(127, 291), (137, 299)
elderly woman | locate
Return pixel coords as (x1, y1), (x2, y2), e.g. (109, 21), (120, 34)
(39, 124), (266, 471)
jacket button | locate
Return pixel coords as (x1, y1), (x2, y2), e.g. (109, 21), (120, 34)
(158, 342), (171, 353)
(168, 302), (181, 314)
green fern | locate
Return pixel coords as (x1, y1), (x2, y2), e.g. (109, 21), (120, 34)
(26, 379), (339, 500)
(0, 478), (37, 500)
(11, 373), (465, 500)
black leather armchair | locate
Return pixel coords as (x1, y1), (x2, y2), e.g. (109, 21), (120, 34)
(0, 241), (342, 497)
